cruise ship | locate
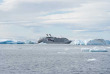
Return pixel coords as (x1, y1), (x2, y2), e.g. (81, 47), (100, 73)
(38, 34), (72, 44)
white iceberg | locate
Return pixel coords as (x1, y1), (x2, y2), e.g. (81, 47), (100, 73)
(90, 48), (108, 52)
(71, 39), (110, 45)
(87, 58), (96, 61)
(81, 47), (108, 52)
(81, 48), (90, 52)
(71, 40), (90, 45)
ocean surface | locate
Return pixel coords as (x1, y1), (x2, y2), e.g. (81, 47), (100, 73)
(0, 44), (110, 74)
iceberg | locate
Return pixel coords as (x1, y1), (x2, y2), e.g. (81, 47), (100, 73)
(0, 40), (15, 44)
(105, 40), (110, 45)
(0, 38), (110, 45)
(71, 40), (88, 45)
(90, 48), (108, 52)
(87, 39), (106, 45)
(81, 48), (90, 52)
(81, 47), (108, 52)
(71, 39), (110, 45)
(16, 41), (25, 44)
(0, 39), (25, 44)
(25, 40), (36, 44)
(87, 58), (96, 61)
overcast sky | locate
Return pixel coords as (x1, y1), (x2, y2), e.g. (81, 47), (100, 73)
(0, 0), (110, 40)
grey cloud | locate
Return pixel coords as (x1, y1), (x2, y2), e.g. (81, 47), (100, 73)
(0, 0), (110, 40)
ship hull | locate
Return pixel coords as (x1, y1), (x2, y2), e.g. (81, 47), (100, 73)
(43, 41), (71, 44)
(38, 36), (72, 44)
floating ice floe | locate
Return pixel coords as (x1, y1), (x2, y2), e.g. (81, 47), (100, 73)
(90, 48), (108, 52)
(87, 58), (96, 61)
(57, 52), (66, 54)
(81, 48), (90, 52)
(81, 47), (108, 52)
(107, 47), (110, 48)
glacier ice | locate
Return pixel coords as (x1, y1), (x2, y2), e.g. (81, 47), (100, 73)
(71, 39), (110, 45)
(90, 49), (108, 52)
(0, 40), (25, 44)
(87, 39), (106, 45)
(71, 40), (90, 45)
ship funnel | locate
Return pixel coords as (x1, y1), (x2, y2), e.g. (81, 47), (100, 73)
(49, 34), (51, 37)
(46, 34), (48, 37)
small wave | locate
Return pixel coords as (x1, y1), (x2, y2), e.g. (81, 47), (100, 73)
(107, 47), (110, 48)
(64, 48), (69, 51)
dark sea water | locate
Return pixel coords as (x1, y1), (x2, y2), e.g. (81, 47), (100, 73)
(0, 44), (110, 74)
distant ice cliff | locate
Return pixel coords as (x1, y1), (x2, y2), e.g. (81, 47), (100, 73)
(71, 39), (110, 45)
(87, 39), (106, 45)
